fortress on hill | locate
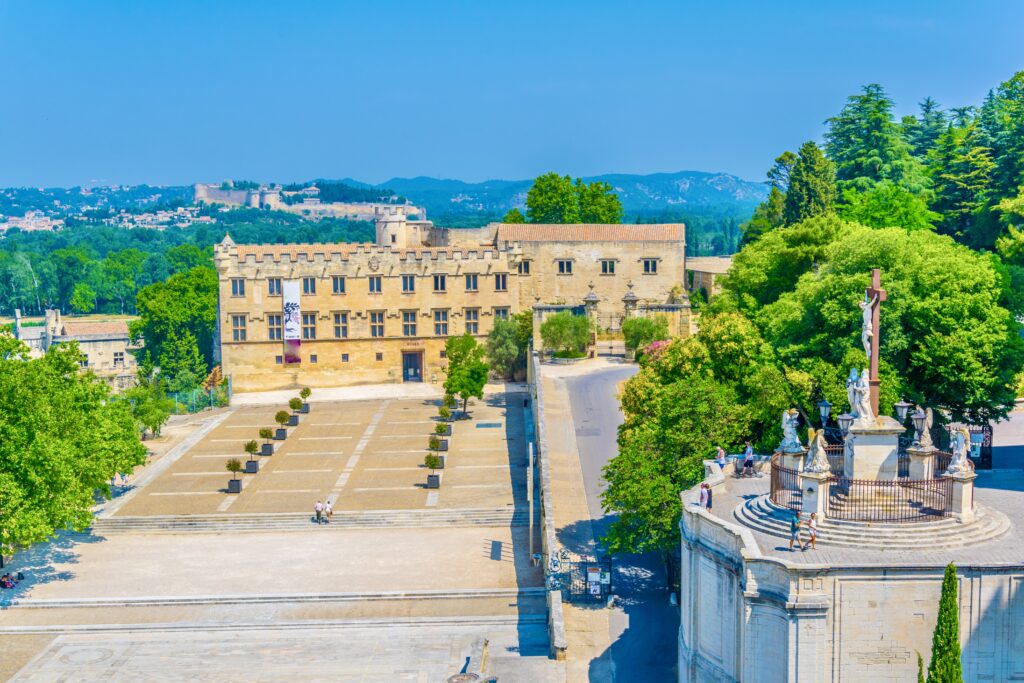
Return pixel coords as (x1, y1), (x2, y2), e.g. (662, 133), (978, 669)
(214, 212), (691, 391)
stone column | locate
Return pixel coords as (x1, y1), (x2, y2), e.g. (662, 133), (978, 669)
(948, 470), (977, 524)
(848, 416), (904, 480)
(799, 470), (831, 518)
(779, 448), (807, 474)
(906, 445), (936, 481)
(531, 305), (544, 352)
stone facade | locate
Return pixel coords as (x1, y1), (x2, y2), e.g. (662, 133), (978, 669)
(215, 216), (688, 391)
(678, 464), (1024, 682)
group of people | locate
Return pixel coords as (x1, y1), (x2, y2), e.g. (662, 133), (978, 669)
(313, 500), (333, 524)
(1, 572), (24, 589)
(714, 442), (759, 477)
(697, 482), (714, 511)
(788, 511), (819, 551)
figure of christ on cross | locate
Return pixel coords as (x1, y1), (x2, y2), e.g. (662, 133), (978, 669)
(860, 268), (887, 417)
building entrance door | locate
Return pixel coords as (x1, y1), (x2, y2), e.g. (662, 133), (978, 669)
(402, 351), (422, 382)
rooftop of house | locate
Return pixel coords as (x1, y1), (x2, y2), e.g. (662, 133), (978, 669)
(59, 320), (130, 337)
(493, 223), (686, 243)
(685, 256), (733, 274)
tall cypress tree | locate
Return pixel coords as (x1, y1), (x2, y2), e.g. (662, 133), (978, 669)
(783, 141), (836, 225)
(926, 563), (963, 683)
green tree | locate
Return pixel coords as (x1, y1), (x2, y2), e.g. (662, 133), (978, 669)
(926, 563), (963, 683)
(159, 330), (207, 393)
(131, 266), (218, 373)
(783, 141), (837, 225)
(486, 318), (523, 379)
(928, 121), (995, 243)
(575, 179), (624, 223)
(622, 316), (670, 351)
(741, 186), (786, 244)
(540, 312), (591, 357)
(165, 244), (213, 273)
(69, 282), (97, 314)
(443, 334), (489, 416)
(766, 151), (798, 191)
(502, 208), (526, 223)
(904, 97), (947, 160)
(839, 180), (939, 231)
(526, 173), (580, 223)
(121, 380), (174, 437)
(0, 335), (146, 560)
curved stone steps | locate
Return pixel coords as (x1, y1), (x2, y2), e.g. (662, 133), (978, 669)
(733, 495), (1010, 550)
(90, 507), (529, 534)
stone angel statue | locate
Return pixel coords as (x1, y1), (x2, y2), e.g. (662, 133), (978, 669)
(804, 428), (832, 474)
(945, 426), (974, 475)
(846, 368), (860, 419)
(779, 409), (803, 453)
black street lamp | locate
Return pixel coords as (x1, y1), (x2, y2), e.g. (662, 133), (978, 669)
(817, 399), (833, 426)
(911, 408), (928, 445)
(837, 412), (854, 436)
(894, 399), (913, 423)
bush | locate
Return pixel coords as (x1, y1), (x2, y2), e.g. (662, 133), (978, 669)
(428, 435), (441, 450)
(553, 349), (587, 359)
(299, 387), (312, 400)
(243, 440), (259, 459)
(434, 423), (448, 436)
(439, 406), (451, 421)
(225, 457), (243, 479)
(622, 316), (670, 351)
(274, 410), (290, 427)
(259, 427), (274, 442)
(424, 453), (442, 471)
(540, 311), (591, 356)
(288, 397), (303, 412)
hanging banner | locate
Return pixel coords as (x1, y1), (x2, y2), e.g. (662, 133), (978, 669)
(282, 280), (301, 364)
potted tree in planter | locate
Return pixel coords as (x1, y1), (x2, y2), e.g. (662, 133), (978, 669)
(274, 410), (290, 440)
(299, 387), (312, 414)
(259, 427), (275, 455)
(287, 398), (302, 426)
(435, 420), (452, 438)
(243, 440), (260, 474)
(424, 453), (442, 489)
(225, 458), (243, 493)
(429, 434), (449, 453)
(438, 405), (451, 423)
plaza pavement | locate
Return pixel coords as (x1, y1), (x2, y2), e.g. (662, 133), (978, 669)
(0, 386), (561, 681)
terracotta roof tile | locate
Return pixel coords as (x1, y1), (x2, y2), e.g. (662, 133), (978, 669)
(61, 320), (130, 337)
(494, 223), (685, 243)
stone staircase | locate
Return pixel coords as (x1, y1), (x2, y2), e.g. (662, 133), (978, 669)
(90, 506), (530, 534)
(734, 495), (1010, 550)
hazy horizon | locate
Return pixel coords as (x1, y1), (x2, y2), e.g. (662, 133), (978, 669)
(2, 0), (1022, 187)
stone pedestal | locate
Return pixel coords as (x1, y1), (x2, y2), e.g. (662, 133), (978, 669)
(847, 416), (904, 481)
(948, 470), (977, 524)
(799, 470), (831, 518)
(779, 448), (807, 473)
(906, 445), (936, 480)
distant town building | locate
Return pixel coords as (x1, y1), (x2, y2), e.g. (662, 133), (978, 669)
(215, 211), (690, 391)
(192, 183), (425, 222)
(0, 210), (64, 233)
(13, 309), (139, 390)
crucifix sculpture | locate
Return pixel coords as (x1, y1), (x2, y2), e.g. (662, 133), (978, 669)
(858, 268), (887, 417)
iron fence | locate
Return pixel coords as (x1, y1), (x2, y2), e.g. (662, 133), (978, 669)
(826, 476), (952, 522)
(769, 455), (802, 511)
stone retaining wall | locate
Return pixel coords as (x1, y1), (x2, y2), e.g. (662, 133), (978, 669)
(528, 350), (568, 660)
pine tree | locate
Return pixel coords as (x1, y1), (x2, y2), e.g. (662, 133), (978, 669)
(917, 652), (926, 683)
(986, 72), (1024, 202)
(783, 141), (836, 225)
(740, 187), (785, 244)
(928, 121), (995, 242)
(905, 97), (947, 160)
(926, 563), (963, 683)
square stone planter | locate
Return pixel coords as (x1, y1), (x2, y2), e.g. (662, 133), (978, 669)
(287, 415), (299, 427)
(227, 479), (242, 494)
(426, 473), (441, 489)
(434, 455), (446, 469)
(435, 439), (448, 452)
(261, 442), (275, 456)
(299, 403), (310, 414)
(244, 459), (260, 474)
(275, 428), (288, 440)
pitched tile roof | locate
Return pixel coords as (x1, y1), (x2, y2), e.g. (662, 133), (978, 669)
(494, 223), (685, 243)
(60, 320), (130, 337)
(685, 256), (733, 274)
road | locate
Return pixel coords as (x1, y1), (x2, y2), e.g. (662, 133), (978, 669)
(565, 365), (678, 682)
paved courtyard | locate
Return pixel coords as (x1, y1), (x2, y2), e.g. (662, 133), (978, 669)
(110, 393), (527, 516)
(0, 389), (560, 681)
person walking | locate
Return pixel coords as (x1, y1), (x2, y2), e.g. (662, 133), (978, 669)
(698, 483), (709, 509)
(324, 500), (333, 524)
(789, 511), (805, 551)
(742, 441), (755, 477)
(808, 512), (818, 550)
(314, 500), (323, 525)
(705, 484), (714, 512)
(715, 446), (726, 470)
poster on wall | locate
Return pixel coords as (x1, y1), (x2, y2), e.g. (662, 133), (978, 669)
(282, 280), (301, 364)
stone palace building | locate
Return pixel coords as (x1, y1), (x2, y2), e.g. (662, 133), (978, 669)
(214, 211), (689, 391)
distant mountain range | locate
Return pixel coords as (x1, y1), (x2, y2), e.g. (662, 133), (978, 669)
(338, 171), (768, 220)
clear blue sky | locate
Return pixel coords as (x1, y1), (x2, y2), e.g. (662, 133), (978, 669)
(1, 1), (1021, 187)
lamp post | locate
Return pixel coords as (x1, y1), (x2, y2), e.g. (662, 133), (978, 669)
(894, 399), (912, 423)
(837, 412), (854, 436)
(911, 408), (928, 447)
(817, 399), (833, 426)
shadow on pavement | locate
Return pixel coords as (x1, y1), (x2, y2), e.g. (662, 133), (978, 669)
(1, 530), (106, 606)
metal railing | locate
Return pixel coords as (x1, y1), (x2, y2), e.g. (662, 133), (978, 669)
(769, 455), (802, 511)
(824, 445), (845, 475)
(826, 475), (952, 522)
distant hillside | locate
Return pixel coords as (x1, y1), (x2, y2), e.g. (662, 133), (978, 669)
(337, 170), (768, 221)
